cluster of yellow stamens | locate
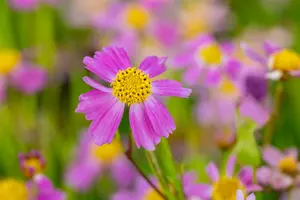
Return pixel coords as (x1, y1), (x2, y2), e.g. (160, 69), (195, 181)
(212, 177), (245, 200)
(0, 49), (21, 75)
(22, 157), (45, 178)
(198, 44), (223, 65)
(0, 179), (28, 200)
(269, 49), (300, 72)
(125, 4), (150, 29)
(91, 140), (122, 163)
(278, 156), (298, 174)
(111, 67), (152, 105)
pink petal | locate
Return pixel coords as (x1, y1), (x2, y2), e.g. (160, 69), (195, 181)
(263, 41), (281, 57)
(226, 155), (236, 177)
(236, 190), (244, 200)
(241, 42), (266, 65)
(129, 103), (159, 150)
(246, 184), (262, 193)
(263, 146), (283, 167)
(83, 76), (112, 93)
(143, 96), (176, 137)
(0, 77), (6, 103)
(76, 90), (116, 121)
(285, 148), (298, 159)
(206, 162), (219, 182)
(256, 167), (273, 185)
(89, 100), (125, 145)
(204, 68), (222, 86)
(83, 47), (131, 82)
(239, 96), (269, 127)
(139, 56), (167, 78)
(184, 183), (212, 199)
(152, 80), (192, 98)
(183, 65), (202, 85)
(246, 193), (256, 200)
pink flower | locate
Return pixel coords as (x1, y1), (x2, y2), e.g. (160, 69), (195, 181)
(76, 46), (191, 150)
(257, 146), (299, 190)
(184, 155), (261, 199)
(65, 131), (136, 191)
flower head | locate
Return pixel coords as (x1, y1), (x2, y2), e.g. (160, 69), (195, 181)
(241, 41), (300, 80)
(0, 179), (28, 200)
(65, 131), (135, 191)
(19, 150), (46, 178)
(77, 46), (191, 150)
(257, 146), (299, 191)
(125, 3), (150, 30)
(186, 155), (261, 199)
(0, 49), (21, 75)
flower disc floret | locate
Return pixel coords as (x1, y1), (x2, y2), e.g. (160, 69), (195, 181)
(212, 177), (245, 200)
(111, 67), (152, 105)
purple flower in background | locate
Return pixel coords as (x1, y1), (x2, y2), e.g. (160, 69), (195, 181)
(31, 174), (65, 200)
(9, 0), (39, 11)
(241, 41), (300, 80)
(19, 150), (46, 178)
(257, 146), (299, 190)
(184, 155), (261, 199)
(0, 49), (47, 103)
(10, 62), (47, 94)
(172, 35), (237, 86)
(65, 131), (136, 191)
(76, 46), (191, 150)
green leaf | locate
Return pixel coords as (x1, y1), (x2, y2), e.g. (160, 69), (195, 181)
(233, 118), (261, 167)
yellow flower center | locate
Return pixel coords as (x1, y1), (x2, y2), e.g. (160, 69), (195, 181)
(0, 49), (21, 74)
(91, 140), (122, 163)
(184, 20), (206, 39)
(111, 67), (152, 105)
(23, 157), (44, 177)
(219, 79), (239, 97)
(198, 44), (223, 65)
(143, 188), (163, 200)
(0, 179), (28, 200)
(278, 156), (298, 174)
(126, 4), (150, 29)
(269, 49), (300, 72)
(212, 177), (245, 200)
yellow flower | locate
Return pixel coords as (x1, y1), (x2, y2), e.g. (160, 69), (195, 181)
(91, 139), (122, 163)
(278, 156), (298, 174)
(0, 179), (28, 200)
(125, 4), (150, 29)
(212, 176), (245, 200)
(0, 49), (21, 75)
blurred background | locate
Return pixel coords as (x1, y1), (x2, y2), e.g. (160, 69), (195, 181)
(1, 0), (300, 199)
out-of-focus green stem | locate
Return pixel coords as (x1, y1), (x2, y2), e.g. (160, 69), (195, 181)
(0, 0), (16, 48)
(264, 82), (284, 145)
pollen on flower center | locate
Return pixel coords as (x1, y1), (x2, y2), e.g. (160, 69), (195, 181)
(278, 156), (298, 174)
(143, 188), (163, 200)
(91, 140), (122, 163)
(219, 78), (238, 97)
(126, 4), (150, 29)
(269, 49), (300, 72)
(198, 44), (223, 65)
(184, 20), (206, 39)
(111, 67), (152, 105)
(212, 177), (245, 200)
(0, 179), (28, 200)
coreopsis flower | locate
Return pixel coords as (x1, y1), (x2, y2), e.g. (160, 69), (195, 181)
(0, 49), (47, 103)
(19, 150), (46, 178)
(172, 35), (236, 86)
(257, 146), (300, 191)
(0, 179), (28, 200)
(185, 155), (261, 199)
(76, 46), (191, 150)
(65, 131), (136, 191)
(241, 41), (300, 80)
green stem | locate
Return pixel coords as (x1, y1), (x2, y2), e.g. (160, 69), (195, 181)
(264, 82), (284, 145)
(121, 133), (167, 200)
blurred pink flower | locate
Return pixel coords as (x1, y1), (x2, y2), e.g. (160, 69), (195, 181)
(76, 46), (191, 150)
(9, 0), (39, 11)
(185, 155), (261, 199)
(65, 131), (136, 191)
